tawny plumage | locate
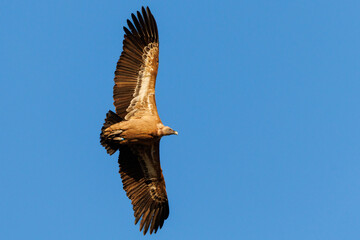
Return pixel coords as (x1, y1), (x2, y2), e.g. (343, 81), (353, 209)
(100, 6), (177, 235)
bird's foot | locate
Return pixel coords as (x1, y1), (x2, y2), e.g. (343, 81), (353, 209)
(113, 137), (125, 141)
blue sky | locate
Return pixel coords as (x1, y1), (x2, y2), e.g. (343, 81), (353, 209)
(1, 0), (360, 239)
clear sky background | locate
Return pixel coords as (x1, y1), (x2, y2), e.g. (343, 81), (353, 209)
(1, 0), (360, 239)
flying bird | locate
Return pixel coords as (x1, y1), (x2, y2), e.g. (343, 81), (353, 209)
(100, 6), (177, 235)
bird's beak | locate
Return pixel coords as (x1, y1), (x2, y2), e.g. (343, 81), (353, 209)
(174, 131), (178, 135)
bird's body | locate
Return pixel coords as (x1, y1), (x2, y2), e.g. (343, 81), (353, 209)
(100, 6), (177, 235)
(103, 115), (160, 144)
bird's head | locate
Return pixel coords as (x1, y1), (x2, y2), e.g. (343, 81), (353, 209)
(158, 125), (178, 137)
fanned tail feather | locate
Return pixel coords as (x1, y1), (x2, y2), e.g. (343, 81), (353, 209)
(100, 110), (123, 155)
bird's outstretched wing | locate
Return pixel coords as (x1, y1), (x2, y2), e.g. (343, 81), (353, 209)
(113, 7), (160, 120)
(118, 141), (169, 235)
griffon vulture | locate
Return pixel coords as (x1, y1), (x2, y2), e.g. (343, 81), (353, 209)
(100, 6), (177, 235)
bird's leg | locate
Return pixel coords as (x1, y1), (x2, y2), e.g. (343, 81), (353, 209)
(113, 137), (125, 141)
(108, 129), (123, 136)
(107, 129), (125, 142)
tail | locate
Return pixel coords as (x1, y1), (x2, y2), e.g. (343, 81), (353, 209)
(100, 110), (123, 155)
